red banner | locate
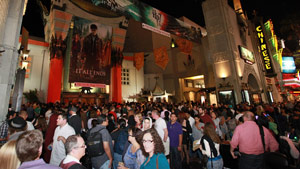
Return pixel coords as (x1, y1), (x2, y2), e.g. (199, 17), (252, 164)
(154, 46), (169, 70)
(47, 58), (63, 103)
(134, 52), (144, 70)
(176, 38), (193, 54)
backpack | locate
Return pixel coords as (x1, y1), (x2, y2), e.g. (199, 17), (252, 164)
(114, 129), (128, 154)
(86, 128), (105, 157)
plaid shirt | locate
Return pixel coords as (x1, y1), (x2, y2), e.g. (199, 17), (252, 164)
(0, 120), (9, 144)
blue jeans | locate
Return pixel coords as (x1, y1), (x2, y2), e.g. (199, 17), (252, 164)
(113, 153), (122, 169)
(100, 160), (111, 169)
(170, 146), (182, 169)
(207, 158), (223, 169)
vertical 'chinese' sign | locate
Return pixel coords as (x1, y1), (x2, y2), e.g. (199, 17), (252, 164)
(256, 25), (275, 76)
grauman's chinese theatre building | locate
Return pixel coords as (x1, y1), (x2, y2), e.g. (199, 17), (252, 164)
(40, 0), (283, 105)
(43, 0), (215, 104)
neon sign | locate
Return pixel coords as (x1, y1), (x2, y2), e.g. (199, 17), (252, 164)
(256, 25), (275, 76)
(282, 56), (296, 73)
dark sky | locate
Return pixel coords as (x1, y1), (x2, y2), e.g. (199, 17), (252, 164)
(22, 0), (300, 39)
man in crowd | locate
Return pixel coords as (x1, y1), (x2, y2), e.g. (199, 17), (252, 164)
(19, 110), (35, 130)
(198, 107), (215, 127)
(161, 105), (169, 119)
(230, 111), (279, 169)
(60, 135), (87, 169)
(167, 113), (183, 169)
(152, 109), (170, 156)
(16, 130), (60, 169)
(50, 112), (75, 166)
(0, 110), (16, 144)
(68, 106), (82, 135)
(8, 116), (28, 141)
(90, 114), (113, 169)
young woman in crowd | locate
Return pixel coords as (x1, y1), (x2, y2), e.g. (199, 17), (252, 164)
(134, 113), (143, 130)
(142, 117), (152, 131)
(178, 112), (192, 165)
(118, 127), (145, 169)
(0, 140), (20, 169)
(210, 111), (223, 137)
(140, 128), (170, 169)
(200, 122), (223, 169)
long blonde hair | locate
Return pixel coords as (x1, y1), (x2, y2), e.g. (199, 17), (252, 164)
(0, 140), (21, 169)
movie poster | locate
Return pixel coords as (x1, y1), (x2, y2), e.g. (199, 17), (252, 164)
(69, 16), (112, 85)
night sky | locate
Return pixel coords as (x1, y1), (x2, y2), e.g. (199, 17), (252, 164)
(22, 0), (300, 39)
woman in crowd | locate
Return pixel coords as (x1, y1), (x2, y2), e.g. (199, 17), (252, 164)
(118, 127), (145, 169)
(178, 112), (192, 165)
(210, 111), (223, 137)
(87, 110), (98, 130)
(34, 115), (48, 135)
(140, 128), (170, 169)
(142, 117), (152, 131)
(134, 113), (143, 130)
(0, 140), (21, 169)
(107, 113), (117, 133)
(200, 122), (223, 169)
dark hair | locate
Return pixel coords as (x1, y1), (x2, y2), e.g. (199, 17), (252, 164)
(108, 113), (115, 122)
(178, 112), (187, 124)
(118, 118), (126, 129)
(65, 135), (80, 154)
(6, 111), (16, 120)
(16, 130), (43, 162)
(140, 128), (165, 157)
(90, 24), (97, 30)
(91, 119), (98, 128)
(59, 112), (68, 120)
(97, 114), (107, 124)
(128, 126), (142, 138)
(128, 115), (136, 127)
(238, 116), (244, 123)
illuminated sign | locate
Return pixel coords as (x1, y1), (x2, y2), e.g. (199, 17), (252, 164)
(282, 56), (296, 73)
(256, 25), (275, 76)
(238, 45), (255, 64)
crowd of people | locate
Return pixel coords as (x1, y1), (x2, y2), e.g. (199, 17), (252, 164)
(1, 100), (300, 169)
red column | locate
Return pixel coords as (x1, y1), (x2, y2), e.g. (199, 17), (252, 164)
(112, 65), (122, 103)
(47, 58), (63, 103)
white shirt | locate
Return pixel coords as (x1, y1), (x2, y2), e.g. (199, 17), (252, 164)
(235, 113), (243, 121)
(26, 121), (35, 131)
(154, 118), (169, 141)
(188, 116), (195, 128)
(50, 123), (75, 166)
(201, 139), (221, 158)
(45, 109), (52, 125)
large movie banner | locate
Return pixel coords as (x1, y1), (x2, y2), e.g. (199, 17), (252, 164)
(69, 16), (112, 85)
(70, 0), (203, 42)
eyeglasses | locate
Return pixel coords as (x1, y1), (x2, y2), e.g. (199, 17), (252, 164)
(75, 145), (86, 149)
(142, 140), (154, 144)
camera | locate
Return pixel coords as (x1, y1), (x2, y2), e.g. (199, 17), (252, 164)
(234, 150), (240, 157)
